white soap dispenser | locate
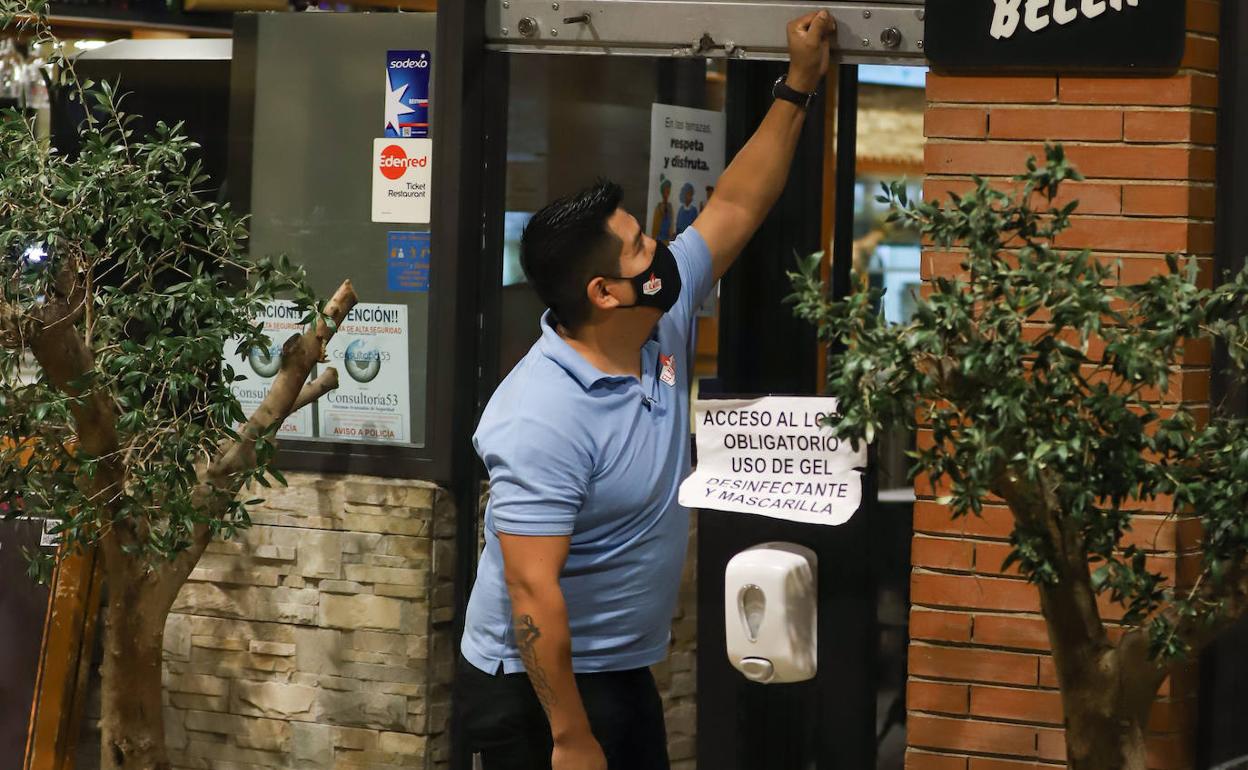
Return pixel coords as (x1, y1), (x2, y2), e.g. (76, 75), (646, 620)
(724, 542), (818, 684)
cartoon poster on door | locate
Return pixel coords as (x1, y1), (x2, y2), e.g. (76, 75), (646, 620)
(648, 103), (726, 314)
(647, 103), (726, 245)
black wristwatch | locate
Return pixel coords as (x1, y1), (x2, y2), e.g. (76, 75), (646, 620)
(772, 75), (817, 110)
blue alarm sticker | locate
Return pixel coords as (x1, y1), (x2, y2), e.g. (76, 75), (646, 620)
(387, 231), (430, 293)
(384, 50), (431, 139)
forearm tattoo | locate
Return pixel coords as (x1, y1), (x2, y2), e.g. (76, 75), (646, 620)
(514, 614), (557, 717)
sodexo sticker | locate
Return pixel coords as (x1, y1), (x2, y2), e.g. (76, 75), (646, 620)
(372, 138), (432, 224)
(384, 50), (431, 139)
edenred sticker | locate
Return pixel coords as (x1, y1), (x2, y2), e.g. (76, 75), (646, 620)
(372, 138), (432, 223)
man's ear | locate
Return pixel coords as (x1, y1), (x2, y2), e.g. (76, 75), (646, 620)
(586, 276), (621, 313)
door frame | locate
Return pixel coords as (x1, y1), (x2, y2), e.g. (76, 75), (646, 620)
(1200, 1), (1248, 767)
(447, 5), (927, 768)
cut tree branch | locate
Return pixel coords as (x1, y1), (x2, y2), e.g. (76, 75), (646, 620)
(292, 367), (339, 414)
(207, 279), (357, 483)
(165, 281), (357, 610)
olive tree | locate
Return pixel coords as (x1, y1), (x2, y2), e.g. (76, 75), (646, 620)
(0, 5), (357, 768)
(790, 146), (1248, 770)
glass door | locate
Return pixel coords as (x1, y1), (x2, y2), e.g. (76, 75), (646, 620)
(493, 54), (719, 383)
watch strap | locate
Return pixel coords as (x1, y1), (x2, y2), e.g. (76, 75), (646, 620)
(772, 75), (816, 109)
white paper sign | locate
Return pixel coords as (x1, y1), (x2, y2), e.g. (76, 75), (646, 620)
(679, 397), (867, 526)
(319, 303), (410, 444)
(223, 300), (313, 439)
(372, 138), (432, 223)
(40, 517), (59, 548)
(7, 516), (62, 550)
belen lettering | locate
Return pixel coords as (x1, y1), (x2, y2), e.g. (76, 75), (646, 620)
(991, 0), (1136, 40)
(991, 0), (1022, 39)
(1025, 0), (1051, 33)
(1051, 0), (1078, 24)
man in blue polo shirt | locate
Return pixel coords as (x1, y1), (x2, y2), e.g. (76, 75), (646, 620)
(457, 11), (833, 770)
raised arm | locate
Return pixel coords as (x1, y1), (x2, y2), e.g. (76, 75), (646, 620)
(694, 10), (834, 281)
(499, 532), (607, 770)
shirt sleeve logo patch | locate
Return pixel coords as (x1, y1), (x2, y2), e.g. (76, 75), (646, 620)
(659, 354), (677, 387)
(642, 273), (663, 296)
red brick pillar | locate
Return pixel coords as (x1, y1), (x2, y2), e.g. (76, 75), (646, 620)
(908, 3), (1219, 769)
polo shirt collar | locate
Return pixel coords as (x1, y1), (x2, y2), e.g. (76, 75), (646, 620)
(538, 310), (657, 391)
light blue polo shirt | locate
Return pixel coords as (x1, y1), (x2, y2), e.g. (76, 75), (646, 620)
(461, 226), (714, 675)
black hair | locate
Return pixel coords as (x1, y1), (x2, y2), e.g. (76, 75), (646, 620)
(520, 180), (624, 329)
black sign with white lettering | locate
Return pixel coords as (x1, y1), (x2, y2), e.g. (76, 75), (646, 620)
(925, 0), (1187, 73)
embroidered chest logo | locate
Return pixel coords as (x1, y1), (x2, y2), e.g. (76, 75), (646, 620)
(659, 354), (677, 387)
(642, 273), (663, 296)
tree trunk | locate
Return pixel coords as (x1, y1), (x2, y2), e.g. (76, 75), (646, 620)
(1049, 637), (1162, 770)
(1061, 690), (1149, 770)
(98, 570), (172, 770)
(996, 474), (1166, 770)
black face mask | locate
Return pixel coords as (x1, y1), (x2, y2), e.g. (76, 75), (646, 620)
(607, 241), (683, 314)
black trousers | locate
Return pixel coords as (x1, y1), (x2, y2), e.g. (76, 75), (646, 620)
(455, 654), (671, 770)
